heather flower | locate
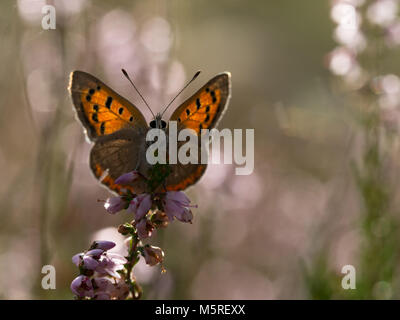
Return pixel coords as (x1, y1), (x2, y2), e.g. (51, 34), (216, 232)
(71, 239), (129, 299)
(72, 241), (126, 278)
(71, 275), (94, 298)
(127, 194), (152, 220)
(92, 277), (130, 300)
(143, 245), (164, 266)
(93, 277), (114, 300)
(91, 240), (116, 251)
(136, 218), (154, 239)
(163, 191), (197, 223)
(109, 279), (130, 300)
(151, 210), (169, 228)
(96, 252), (127, 278)
(104, 196), (126, 214)
(72, 249), (103, 270)
(115, 170), (140, 185)
(176, 207), (193, 223)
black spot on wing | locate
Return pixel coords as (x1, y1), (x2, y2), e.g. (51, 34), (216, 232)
(105, 97), (113, 109)
(92, 113), (98, 122)
(210, 90), (217, 103)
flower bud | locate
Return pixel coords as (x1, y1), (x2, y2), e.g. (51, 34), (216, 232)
(143, 245), (164, 266)
(110, 280), (130, 300)
(127, 194), (152, 220)
(136, 218), (154, 239)
(115, 171), (140, 185)
(118, 223), (134, 235)
(151, 210), (169, 228)
(86, 249), (104, 258)
(70, 275), (94, 298)
(163, 191), (197, 222)
(104, 196), (126, 214)
(90, 240), (116, 251)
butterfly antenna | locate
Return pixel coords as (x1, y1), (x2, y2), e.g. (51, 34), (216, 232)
(121, 68), (155, 118)
(161, 70), (201, 117)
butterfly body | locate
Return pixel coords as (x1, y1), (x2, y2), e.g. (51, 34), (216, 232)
(69, 70), (231, 195)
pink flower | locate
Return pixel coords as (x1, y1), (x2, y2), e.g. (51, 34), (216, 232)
(92, 277), (113, 300)
(163, 191), (197, 223)
(72, 242), (126, 277)
(71, 241), (128, 299)
(104, 196), (126, 214)
(109, 279), (130, 300)
(136, 218), (154, 239)
(176, 207), (193, 223)
(72, 249), (103, 270)
(90, 277), (130, 300)
(94, 292), (111, 300)
(71, 275), (94, 298)
(91, 240), (116, 251)
(127, 194), (152, 220)
(115, 171), (140, 185)
(143, 245), (164, 266)
(86, 249), (104, 257)
(96, 252), (127, 278)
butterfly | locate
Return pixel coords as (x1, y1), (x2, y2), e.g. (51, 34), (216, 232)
(68, 70), (231, 195)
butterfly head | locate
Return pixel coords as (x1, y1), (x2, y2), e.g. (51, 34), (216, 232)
(121, 68), (201, 132)
(149, 113), (167, 129)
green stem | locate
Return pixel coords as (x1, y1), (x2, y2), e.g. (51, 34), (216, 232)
(125, 230), (142, 299)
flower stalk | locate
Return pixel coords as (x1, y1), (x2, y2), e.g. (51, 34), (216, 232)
(71, 166), (196, 299)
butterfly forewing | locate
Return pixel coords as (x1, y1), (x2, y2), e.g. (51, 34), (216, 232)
(69, 71), (148, 141)
(169, 72), (231, 134)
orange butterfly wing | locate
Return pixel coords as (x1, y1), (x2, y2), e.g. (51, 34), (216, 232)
(169, 72), (231, 134)
(69, 71), (149, 195)
(165, 72), (231, 191)
(69, 70), (148, 141)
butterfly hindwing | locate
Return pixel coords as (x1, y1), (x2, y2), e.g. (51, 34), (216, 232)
(69, 71), (148, 141)
(165, 72), (231, 191)
(165, 163), (207, 191)
(90, 129), (150, 195)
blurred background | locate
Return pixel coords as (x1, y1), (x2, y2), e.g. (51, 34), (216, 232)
(2, 0), (400, 299)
